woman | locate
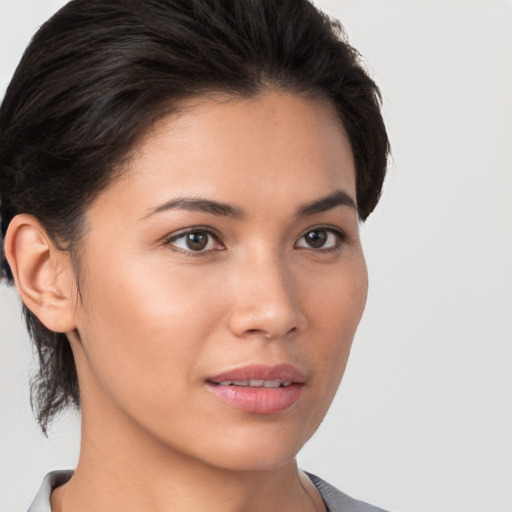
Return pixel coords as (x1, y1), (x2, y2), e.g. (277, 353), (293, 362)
(0, 0), (390, 511)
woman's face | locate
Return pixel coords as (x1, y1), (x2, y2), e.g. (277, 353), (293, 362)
(70, 90), (368, 471)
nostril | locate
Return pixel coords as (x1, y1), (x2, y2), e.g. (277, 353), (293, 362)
(244, 326), (298, 340)
(242, 328), (273, 340)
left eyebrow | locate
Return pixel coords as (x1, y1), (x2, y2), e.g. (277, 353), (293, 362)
(296, 189), (357, 217)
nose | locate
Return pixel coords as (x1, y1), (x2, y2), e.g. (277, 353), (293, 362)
(227, 252), (308, 340)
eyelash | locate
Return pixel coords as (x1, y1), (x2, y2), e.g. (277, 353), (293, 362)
(295, 226), (347, 252)
(163, 227), (223, 256)
(163, 226), (347, 255)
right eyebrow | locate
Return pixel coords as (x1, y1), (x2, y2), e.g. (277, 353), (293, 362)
(141, 197), (245, 220)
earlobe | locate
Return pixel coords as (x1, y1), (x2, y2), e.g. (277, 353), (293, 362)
(4, 214), (78, 333)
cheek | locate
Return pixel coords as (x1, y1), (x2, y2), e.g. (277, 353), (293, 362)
(73, 254), (224, 406)
(305, 254), (368, 384)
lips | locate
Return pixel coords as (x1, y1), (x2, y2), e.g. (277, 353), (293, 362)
(206, 364), (305, 414)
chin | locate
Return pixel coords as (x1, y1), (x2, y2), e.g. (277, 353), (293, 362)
(184, 422), (314, 473)
(205, 447), (299, 473)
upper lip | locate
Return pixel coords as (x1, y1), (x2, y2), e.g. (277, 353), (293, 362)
(207, 364), (306, 384)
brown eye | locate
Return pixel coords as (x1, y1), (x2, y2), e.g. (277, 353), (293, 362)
(185, 231), (209, 251)
(166, 229), (223, 253)
(303, 229), (327, 248)
(295, 228), (344, 250)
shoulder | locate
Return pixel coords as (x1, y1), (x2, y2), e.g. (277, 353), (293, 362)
(27, 470), (73, 512)
(307, 472), (391, 512)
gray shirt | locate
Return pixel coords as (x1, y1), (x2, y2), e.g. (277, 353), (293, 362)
(27, 470), (389, 512)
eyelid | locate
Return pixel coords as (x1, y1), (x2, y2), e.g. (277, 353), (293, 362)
(163, 226), (225, 254)
(162, 224), (347, 254)
(294, 225), (347, 250)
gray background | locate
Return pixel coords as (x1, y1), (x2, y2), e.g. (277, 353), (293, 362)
(1, 1), (511, 511)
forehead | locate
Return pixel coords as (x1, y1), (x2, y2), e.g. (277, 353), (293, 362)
(91, 90), (356, 219)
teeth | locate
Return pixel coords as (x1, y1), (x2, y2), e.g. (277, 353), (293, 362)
(216, 379), (291, 388)
(263, 379), (281, 388)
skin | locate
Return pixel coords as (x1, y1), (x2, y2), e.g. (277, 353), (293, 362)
(6, 90), (368, 512)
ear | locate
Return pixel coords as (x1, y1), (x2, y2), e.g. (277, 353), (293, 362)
(4, 214), (78, 333)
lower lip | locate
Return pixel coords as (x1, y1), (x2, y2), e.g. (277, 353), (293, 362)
(205, 383), (303, 414)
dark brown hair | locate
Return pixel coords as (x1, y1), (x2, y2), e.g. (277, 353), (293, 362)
(0, 0), (390, 434)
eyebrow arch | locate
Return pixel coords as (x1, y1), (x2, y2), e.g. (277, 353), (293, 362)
(142, 189), (356, 221)
(297, 189), (357, 217)
(142, 197), (244, 220)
